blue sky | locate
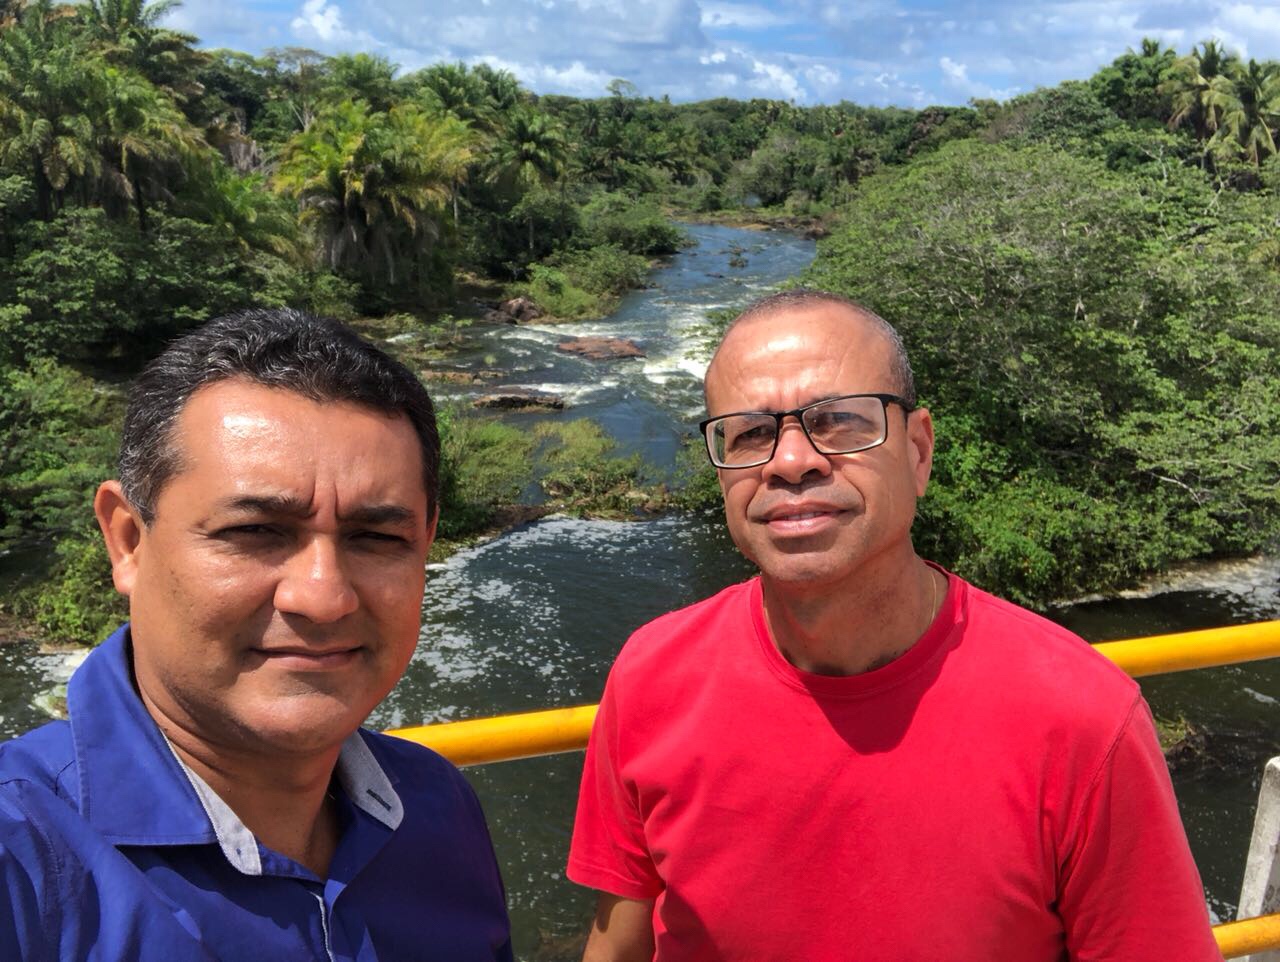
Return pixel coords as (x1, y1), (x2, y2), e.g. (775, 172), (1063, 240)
(168, 0), (1280, 107)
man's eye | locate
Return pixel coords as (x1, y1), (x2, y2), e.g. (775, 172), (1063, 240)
(727, 424), (774, 448)
(220, 524), (280, 538)
(354, 531), (409, 545)
(810, 411), (863, 430)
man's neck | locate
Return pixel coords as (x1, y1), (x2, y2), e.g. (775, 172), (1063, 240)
(157, 722), (343, 878)
(760, 553), (943, 676)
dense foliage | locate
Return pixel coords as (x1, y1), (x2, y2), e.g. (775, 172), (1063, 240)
(803, 140), (1280, 602)
(2, 3), (1279, 636)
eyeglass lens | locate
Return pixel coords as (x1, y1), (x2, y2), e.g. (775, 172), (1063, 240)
(709, 395), (888, 467)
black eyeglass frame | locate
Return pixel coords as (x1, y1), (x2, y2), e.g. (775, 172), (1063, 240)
(698, 392), (915, 469)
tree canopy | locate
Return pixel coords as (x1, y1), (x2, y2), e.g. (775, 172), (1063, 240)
(803, 140), (1280, 601)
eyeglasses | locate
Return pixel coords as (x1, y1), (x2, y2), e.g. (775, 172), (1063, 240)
(699, 393), (914, 469)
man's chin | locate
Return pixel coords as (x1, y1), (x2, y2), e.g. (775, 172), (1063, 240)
(222, 695), (373, 756)
(758, 558), (853, 591)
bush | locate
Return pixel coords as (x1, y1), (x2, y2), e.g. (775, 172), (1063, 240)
(436, 406), (536, 540)
(983, 81), (1121, 150)
(515, 244), (651, 320)
(0, 206), (354, 367)
(251, 254), (358, 320)
(1, 208), (254, 364)
(0, 358), (120, 543)
(579, 192), (686, 255)
(534, 420), (658, 515)
(25, 533), (126, 645)
(670, 437), (722, 512)
(552, 244), (649, 296)
(517, 264), (598, 320)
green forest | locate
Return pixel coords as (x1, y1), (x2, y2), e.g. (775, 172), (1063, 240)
(2, 0), (1279, 641)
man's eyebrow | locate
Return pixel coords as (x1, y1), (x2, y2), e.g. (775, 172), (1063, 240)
(215, 497), (419, 527)
(216, 494), (312, 517)
(339, 504), (419, 527)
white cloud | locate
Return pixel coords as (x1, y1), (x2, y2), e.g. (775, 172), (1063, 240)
(939, 56), (968, 84)
(292, 0), (347, 43)
(700, 2), (791, 30)
(1222, 2), (1280, 43)
(748, 58), (804, 100)
(534, 60), (619, 96)
(700, 50), (729, 64)
(475, 54), (616, 96)
(899, 24), (919, 56)
(804, 63), (840, 91)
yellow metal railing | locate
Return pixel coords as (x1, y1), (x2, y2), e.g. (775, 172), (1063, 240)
(386, 620), (1280, 764)
(1217, 911), (1280, 957)
(1094, 620), (1280, 678)
(385, 619), (1280, 955)
(388, 704), (598, 767)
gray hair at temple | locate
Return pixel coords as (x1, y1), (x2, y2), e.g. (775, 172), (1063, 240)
(712, 289), (917, 408)
(117, 308), (441, 525)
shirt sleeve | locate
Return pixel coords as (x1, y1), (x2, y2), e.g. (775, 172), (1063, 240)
(0, 786), (57, 959)
(566, 667), (664, 900)
(1057, 697), (1223, 961)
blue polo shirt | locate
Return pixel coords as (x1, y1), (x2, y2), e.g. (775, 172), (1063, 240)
(0, 626), (514, 961)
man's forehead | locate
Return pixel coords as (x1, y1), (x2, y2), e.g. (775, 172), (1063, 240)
(710, 305), (894, 386)
(728, 301), (881, 340)
(217, 410), (278, 439)
(160, 380), (426, 503)
(174, 380), (410, 443)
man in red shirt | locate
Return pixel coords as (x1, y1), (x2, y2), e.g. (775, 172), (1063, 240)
(567, 290), (1222, 961)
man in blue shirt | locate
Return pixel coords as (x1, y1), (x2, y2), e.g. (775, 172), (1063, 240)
(0, 309), (514, 960)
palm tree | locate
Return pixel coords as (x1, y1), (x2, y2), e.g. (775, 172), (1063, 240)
(80, 0), (208, 109)
(92, 62), (206, 232)
(186, 159), (301, 260)
(472, 62), (523, 115)
(1163, 40), (1237, 141)
(323, 52), (399, 113)
(411, 62), (492, 128)
(576, 99), (604, 141)
(274, 100), (475, 287)
(1208, 58), (1280, 166)
(488, 108), (568, 252)
(0, 1), (100, 219)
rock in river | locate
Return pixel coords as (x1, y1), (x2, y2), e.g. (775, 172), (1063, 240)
(484, 296), (544, 324)
(556, 337), (645, 360)
(473, 391), (565, 411)
(422, 368), (504, 385)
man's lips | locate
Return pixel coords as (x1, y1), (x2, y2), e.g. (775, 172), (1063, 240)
(755, 502), (849, 523)
(753, 502), (851, 532)
(250, 645), (362, 668)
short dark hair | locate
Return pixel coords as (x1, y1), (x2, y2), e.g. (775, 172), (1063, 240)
(717, 289), (917, 408)
(119, 308), (441, 524)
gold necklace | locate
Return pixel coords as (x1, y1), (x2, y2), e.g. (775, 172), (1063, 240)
(925, 567), (939, 633)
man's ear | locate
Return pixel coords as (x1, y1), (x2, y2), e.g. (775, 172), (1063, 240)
(907, 406), (934, 497)
(94, 481), (145, 598)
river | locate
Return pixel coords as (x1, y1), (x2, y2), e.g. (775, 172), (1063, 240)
(2, 223), (1277, 959)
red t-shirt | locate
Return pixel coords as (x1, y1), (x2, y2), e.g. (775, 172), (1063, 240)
(568, 570), (1221, 962)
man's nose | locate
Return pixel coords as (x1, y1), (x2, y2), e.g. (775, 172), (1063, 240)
(274, 536), (359, 623)
(761, 418), (832, 485)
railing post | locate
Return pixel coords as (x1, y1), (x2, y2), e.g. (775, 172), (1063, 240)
(1240, 757), (1280, 962)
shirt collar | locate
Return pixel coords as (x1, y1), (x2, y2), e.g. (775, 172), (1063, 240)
(165, 730), (404, 875)
(69, 626), (404, 869)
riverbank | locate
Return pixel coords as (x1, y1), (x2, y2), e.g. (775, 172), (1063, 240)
(670, 206), (832, 238)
